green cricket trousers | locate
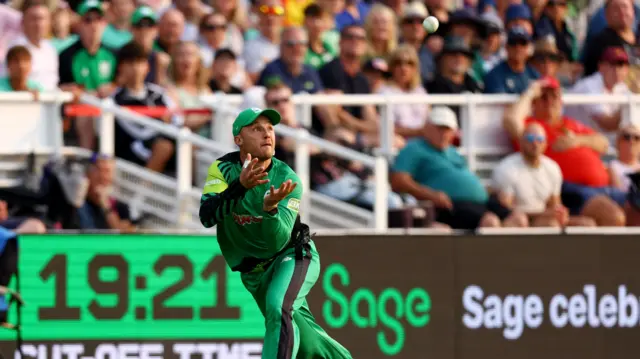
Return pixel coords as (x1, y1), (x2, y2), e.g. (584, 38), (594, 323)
(240, 240), (353, 359)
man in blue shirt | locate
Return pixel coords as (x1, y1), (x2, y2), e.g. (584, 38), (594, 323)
(258, 26), (324, 94)
(390, 106), (528, 230)
(484, 27), (540, 94)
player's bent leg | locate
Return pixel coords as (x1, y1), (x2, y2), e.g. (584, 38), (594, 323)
(295, 301), (353, 359)
(262, 247), (319, 359)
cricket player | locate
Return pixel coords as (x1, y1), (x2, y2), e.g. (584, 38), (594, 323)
(199, 108), (352, 359)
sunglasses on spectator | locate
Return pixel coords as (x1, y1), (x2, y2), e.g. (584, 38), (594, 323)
(267, 97), (291, 106)
(259, 5), (284, 16)
(134, 19), (155, 28)
(607, 60), (629, 67)
(394, 59), (416, 66)
(342, 33), (366, 41)
(507, 40), (530, 47)
(402, 17), (425, 25)
(202, 23), (226, 31)
(524, 134), (546, 143)
(622, 133), (640, 142)
(83, 14), (103, 23)
(285, 39), (308, 47)
(547, 1), (567, 6)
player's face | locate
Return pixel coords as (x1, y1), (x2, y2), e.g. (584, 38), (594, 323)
(238, 117), (276, 160)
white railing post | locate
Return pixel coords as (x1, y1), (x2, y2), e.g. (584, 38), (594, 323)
(461, 94), (476, 172)
(177, 127), (194, 227)
(294, 128), (311, 223)
(381, 96), (394, 158)
(99, 98), (115, 157)
(373, 155), (388, 230)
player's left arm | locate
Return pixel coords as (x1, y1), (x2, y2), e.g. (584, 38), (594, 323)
(261, 175), (302, 248)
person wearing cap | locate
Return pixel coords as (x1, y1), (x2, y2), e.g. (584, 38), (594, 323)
(362, 57), (389, 93)
(100, 0), (135, 49)
(59, 0), (118, 150)
(470, 11), (504, 83)
(503, 78), (627, 226)
(208, 49), (243, 94)
(199, 108), (353, 359)
(391, 106), (528, 230)
(484, 26), (539, 94)
(609, 124), (640, 193)
(565, 46), (630, 143)
(399, 1), (436, 83)
(528, 35), (564, 80)
(445, 8), (486, 47)
(126, 5), (169, 85)
(533, 0), (578, 63)
(504, 4), (533, 34)
(428, 36), (481, 96)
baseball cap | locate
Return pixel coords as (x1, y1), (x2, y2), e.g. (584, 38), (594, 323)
(429, 106), (458, 130)
(507, 26), (532, 44)
(131, 6), (157, 26)
(402, 2), (428, 19)
(363, 57), (390, 76)
(77, 0), (103, 16)
(505, 4), (531, 23)
(540, 76), (560, 90)
(600, 47), (629, 63)
(232, 108), (281, 136)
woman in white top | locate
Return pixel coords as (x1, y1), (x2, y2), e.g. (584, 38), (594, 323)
(376, 44), (429, 139)
(609, 125), (640, 192)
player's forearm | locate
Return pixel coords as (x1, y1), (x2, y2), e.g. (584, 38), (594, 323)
(199, 179), (247, 227)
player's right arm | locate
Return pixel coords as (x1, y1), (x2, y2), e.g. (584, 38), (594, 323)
(199, 160), (246, 228)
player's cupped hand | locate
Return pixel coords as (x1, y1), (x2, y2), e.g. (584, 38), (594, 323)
(239, 153), (269, 189)
(263, 180), (297, 212)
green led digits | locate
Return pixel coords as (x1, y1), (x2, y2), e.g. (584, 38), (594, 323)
(321, 263), (431, 356)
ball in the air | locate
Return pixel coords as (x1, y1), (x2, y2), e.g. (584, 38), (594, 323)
(423, 16), (439, 33)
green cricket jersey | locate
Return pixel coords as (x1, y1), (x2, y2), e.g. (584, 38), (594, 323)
(199, 151), (302, 270)
(58, 40), (117, 91)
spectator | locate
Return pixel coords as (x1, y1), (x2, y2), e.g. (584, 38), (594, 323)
(399, 1), (435, 83)
(0, 46), (42, 92)
(364, 3), (397, 60)
(0, 200), (46, 233)
(528, 36), (564, 81)
(128, 5), (169, 86)
(76, 155), (135, 232)
(243, 0), (284, 83)
(335, 0), (370, 31)
(377, 44), (429, 139)
(609, 125), (640, 192)
(3, 0), (58, 90)
(362, 57), (389, 93)
(112, 43), (180, 174)
(312, 126), (408, 210)
(197, 12), (245, 87)
(427, 36), (481, 96)
(491, 122), (596, 227)
(169, 0), (212, 42)
(208, 49), (243, 94)
(582, 0), (637, 77)
(0, 4), (21, 65)
(534, 0), (578, 63)
(503, 78), (626, 226)
(505, 4), (533, 34)
(318, 24), (377, 138)
(210, 0), (249, 35)
(380, 0), (404, 15)
(167, 41), (212, 135)
(284, 0), (315, 27)
(526, 0), (547, 23)
(154, 8), (185, 55)
(445, 8), (485, 47)
(51, 5), (78, 53)
(101, 0), (135, 49)
(484, 26), (539, 94)
(391, 106), (528, 230)
(565, 47), (630, 144)
(59, 0), (117, 150)
(471, 12), (504, 84)
(302, 3), (337, 69)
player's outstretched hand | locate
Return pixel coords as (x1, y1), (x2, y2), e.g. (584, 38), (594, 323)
(263, 180), (297, 212)
(239, 153), (269, 189)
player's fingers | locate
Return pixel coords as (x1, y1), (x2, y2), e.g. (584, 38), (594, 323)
(256, 179), (269, 185)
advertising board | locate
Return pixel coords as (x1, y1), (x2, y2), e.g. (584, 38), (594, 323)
(0, 234), (639, 358)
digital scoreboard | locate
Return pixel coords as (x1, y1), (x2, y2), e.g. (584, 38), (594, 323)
(0, 234), (264, 341)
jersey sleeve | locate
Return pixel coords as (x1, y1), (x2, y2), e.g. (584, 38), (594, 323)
(260, 173), (302, 245)
(199, 160), (247, 228)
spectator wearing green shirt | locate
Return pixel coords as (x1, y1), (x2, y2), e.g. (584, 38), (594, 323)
(0, 46), (43, 92)
(302, 3), (337, 69)
(101, 0), (136, 49)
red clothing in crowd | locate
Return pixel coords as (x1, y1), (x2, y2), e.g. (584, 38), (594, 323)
(513, 117), (610, 187)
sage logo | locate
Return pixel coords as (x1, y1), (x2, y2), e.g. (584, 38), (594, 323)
(321, 263), (431, 356)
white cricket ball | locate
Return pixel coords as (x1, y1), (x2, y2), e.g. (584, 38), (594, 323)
(423, 16), (439, 33)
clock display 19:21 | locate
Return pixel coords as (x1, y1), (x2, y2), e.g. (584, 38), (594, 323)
(37, 253), (241, 321)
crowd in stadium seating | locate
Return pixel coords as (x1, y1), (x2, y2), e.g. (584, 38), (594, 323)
(1, 0), (640, 230)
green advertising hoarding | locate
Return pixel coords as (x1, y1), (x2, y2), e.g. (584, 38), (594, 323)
(0, 234), (264, 341)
